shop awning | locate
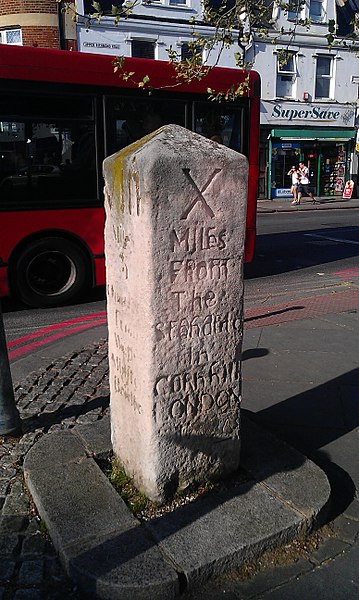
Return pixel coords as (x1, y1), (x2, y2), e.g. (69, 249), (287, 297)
(271, 128), (356, 141)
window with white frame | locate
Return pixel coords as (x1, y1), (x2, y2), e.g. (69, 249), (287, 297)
(276, 51), (296, 98)
(169, 0), (188, 5)
(0, 29), (22, 45)
(309, 0), (325, 22)
(315, 56), (333, 98)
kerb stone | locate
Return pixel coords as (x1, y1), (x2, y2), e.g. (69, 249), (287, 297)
(104, 124), (248, 503)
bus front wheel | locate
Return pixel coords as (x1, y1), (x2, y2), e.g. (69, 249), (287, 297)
(13, 237), (90, 308)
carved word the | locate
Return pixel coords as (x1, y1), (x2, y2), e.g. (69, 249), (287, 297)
(112, 224), (130, 248)
(172, 289), (217, 312)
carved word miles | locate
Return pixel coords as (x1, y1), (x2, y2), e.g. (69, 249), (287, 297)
(104, 125), (248, 503)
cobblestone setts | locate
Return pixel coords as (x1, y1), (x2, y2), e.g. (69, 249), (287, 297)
(0, 340), (109, 600)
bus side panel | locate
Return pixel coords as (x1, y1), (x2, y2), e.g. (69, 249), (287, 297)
(0, 207), (105, 295)
(245, 95), (260, 263)
(94, 256), (106, 288)
(0, 267), (9, 297)
(245, 163), (259, 262)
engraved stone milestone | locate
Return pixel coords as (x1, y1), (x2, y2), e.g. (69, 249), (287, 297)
(104, 124), (248, 503)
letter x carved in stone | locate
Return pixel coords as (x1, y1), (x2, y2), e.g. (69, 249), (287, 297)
(180, 168), (222, 220)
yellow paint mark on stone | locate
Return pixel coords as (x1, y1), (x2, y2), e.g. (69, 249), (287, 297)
(111, 129), (161, 215)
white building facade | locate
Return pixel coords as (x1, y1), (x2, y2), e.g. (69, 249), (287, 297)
(248, 1), (358, 198)
(76, 0), (239, 66)
(75, 0), (358, 198)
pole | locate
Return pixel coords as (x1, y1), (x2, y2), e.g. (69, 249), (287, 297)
(0, 302), (21, 435)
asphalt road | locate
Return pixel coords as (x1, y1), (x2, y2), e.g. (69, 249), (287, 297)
(3, 207), (359, 384)
(245, 208), (359, 306)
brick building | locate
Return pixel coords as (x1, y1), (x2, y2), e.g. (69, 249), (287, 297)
(0, 0), (76, 49)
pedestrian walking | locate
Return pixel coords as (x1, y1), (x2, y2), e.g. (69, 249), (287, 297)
(287, 165), (300, 204)
(293, 162), (318, 205)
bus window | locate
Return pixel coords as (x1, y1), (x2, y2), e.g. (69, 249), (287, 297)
(105, 97), (187, 156)
(0, 91), (93, 121)
(193, 102), (244, 153)
(0, 120), (97, 209)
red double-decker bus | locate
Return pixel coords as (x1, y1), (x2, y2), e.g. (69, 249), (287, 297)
(0, 45), (260, 307)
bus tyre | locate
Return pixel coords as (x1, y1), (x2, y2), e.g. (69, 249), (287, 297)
(13, 237), (90, 308)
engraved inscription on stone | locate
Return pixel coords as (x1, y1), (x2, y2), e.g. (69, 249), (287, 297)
(104, 124), (248, 503)
(180, 168), (220, 219)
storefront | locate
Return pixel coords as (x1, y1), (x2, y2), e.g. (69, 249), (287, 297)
(261, 101), (356, 199)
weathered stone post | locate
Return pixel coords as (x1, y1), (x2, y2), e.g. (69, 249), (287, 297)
(104, 125), (248, 503)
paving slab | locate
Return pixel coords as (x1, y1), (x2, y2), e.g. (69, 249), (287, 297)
(74, 415), (111, 458)
(240, 415), (330, 523)
(147, 481), (304, 587)
(23, 414), (330, 599)
(243, 347), (359, 385)
(320, 429), (359, 490)
(24, 429), (179, 600)
(257, 325), (359, 352)
(242, 380), (345, 429)
(319, 310), (359, 328)
(259, 541), (359, 600)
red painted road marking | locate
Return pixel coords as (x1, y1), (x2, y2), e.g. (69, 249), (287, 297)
(244, 290), (359, 329)
(7, 289), (359, 361)
(7, 311), (107, 348)
(332, 268), (359, 279)
(8, 318), (107, 360)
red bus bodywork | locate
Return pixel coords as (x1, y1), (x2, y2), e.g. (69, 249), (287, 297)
(0, 45), (260, 305)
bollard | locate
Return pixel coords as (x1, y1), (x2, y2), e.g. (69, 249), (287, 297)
(0, 302), (21, 435)
(104, 125), (247, 502)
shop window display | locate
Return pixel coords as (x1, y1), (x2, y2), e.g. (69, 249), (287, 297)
(269, 136), (351, 199)
(271, 142), (301, 197)
(320, 145), (346, 196)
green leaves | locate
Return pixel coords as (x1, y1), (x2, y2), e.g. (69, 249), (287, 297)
(138, 75), (150, 88)
(207, 77), (250, 102)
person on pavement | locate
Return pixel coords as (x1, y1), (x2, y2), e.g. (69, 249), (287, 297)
(293, 162), (318, 205)
(287, 165), (300, 204)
